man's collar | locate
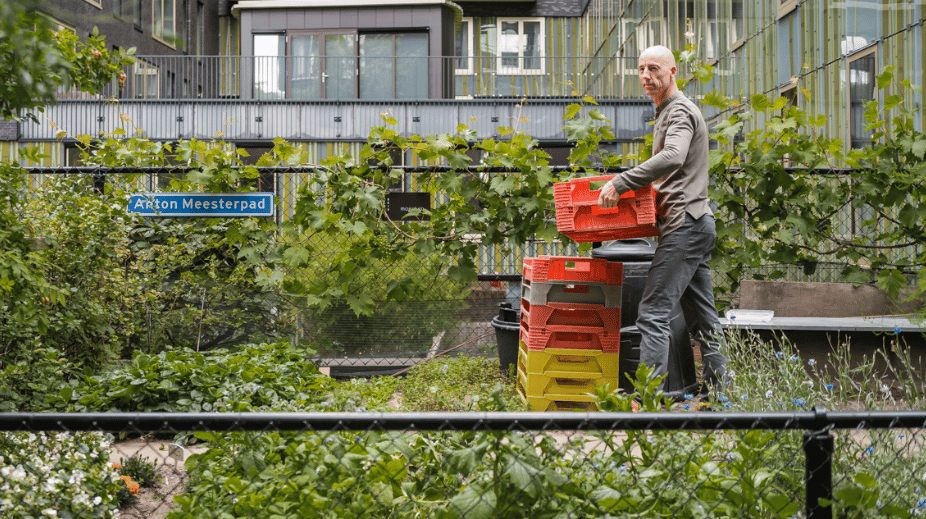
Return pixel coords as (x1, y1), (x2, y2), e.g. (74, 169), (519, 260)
(655, 91), (684, 115)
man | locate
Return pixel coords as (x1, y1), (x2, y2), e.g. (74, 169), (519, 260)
(598, 45), (727, 397)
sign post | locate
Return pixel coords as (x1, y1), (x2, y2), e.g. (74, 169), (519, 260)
(128, 193), (275, 218)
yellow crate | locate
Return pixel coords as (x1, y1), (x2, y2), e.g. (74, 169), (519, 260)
(517, 367), (619, 397)
(516, 381), (598, 412)
(517, 340), (620, 377)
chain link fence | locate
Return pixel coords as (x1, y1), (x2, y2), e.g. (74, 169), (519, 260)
(1, 410), (925, 518)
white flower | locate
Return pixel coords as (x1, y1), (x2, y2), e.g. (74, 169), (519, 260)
(93, 496), (102, 505)
(10, 466), (26, 481)
(42, 476), (62, 492)
(765, 390), (774, 399)
(41, 508), (57, 517)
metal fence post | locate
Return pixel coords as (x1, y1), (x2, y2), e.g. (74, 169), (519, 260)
(805, 406), (834, 519)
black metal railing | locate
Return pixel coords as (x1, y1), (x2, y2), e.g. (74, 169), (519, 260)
(59, 55), (643, 101)
(1, 409), (925, 519)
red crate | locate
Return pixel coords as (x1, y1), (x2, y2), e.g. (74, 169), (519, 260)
(522, 256), (622, 285)
(520, 322), (620, 353)
(520, 300), (620, 353)
(554, 176), (658, 242)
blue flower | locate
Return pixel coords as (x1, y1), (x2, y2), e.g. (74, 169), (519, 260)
(718, 395), (729, 403)
(776, 351), (784, 359)
(682, 404), (691, 410)
(789, 355), (799, 362)
(683, 393), (694, 400)
(740, 394), (749, 401)
(866, 446), (875, 454)
(918, 497), (925, 507)
(825, 384), (835, 390)
(724, 402), (732, 409)
(894, 327), (902, 335)
(793, 398), (806, 406)
(807, 358), (816, 366)
(765, 390), (774, 399)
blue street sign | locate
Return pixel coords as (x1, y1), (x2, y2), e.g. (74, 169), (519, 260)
(128, 193), (275, 217)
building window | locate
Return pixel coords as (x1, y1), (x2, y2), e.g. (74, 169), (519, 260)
(704, 1), (720, 61)
(848, 50), (877, 149)
(359, 32), (428, 99)
(730, 0), (745, 50)
(166, 70), (176, 99)
(116, 0), (141, 28)
(496, 18), (544, 75)
(843, 0), (882, 56)
(38, 11), (74, 34)
(196, 1), (204, 56)
(455, 18), (473, 75)
(180, 0), (189, 51)
(286, 31), (356, 100)
(282, 30), (427, 100)
(133, 60), (159, 99)
(253, 33), (286, 100)
(153, 0), (177, 47)
(780, 83), (798, 111)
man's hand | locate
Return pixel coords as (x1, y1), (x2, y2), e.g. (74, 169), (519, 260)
(598, 180), (620, 209)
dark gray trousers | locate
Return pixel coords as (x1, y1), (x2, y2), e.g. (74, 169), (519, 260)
(637, 213), (727, 390)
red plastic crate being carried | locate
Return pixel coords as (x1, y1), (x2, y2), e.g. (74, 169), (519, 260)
(519, 299), (621, 353)
(522, 256), (622, 285)
(554, 175), (658, 242)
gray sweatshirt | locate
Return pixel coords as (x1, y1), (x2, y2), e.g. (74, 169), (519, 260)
(610, 91), (713, 236)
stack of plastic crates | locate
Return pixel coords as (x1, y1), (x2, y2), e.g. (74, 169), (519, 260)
(516, 256), (623, 411)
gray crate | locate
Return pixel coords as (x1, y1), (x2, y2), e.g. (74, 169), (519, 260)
(522, 280), (621, 308)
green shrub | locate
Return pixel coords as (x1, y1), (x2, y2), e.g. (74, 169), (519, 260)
(48, 341), (336, 412)
(397, 355), (526, 412)
(117, 455), (158, 488)
(287, 231), (471, 358)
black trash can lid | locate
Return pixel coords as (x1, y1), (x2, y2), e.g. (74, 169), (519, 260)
(491, 315), (520, 331)
(591, 238), (656, 262)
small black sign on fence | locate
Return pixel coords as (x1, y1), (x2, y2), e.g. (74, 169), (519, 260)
(0, 121), (18, 141)
(385, 192), (430, 221)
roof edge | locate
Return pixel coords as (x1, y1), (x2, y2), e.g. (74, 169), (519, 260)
(232, 0), (464, 27)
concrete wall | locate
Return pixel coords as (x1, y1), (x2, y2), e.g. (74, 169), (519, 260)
(739, 280), (925, 318)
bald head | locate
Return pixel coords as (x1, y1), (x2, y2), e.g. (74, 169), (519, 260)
(638, 45), (679, 104)
(640, 45), (677, 68)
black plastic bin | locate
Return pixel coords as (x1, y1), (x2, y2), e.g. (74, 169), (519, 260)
(491, 302), (520, 376)
(592, 239), (699, 399)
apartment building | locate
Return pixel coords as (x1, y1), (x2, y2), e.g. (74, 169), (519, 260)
(4, 1), (924, 180)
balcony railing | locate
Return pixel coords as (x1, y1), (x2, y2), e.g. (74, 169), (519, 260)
(60, 55), (643, 101)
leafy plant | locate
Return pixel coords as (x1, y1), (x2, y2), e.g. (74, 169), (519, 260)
(397, 355), (526, 412)
(117, 455), (158, 488)
(48, 342), (336, 412)
(705, 67), (926, 311)
(0, 0), (134, 122)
